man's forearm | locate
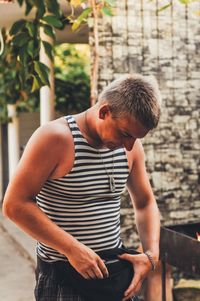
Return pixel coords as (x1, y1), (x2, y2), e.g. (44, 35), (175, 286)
(135, 200), (160, 262)
(3, 198), (109, 279)
(3, 199), (80, 257)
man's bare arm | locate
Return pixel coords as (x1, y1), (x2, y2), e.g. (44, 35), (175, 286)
(127, 140), (160, 260)
(3, 122), (108, 279)
(119, 140), (160, 300)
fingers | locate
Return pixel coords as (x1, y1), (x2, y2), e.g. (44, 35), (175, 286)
(81, 256), (109, 280)
(122, 275), (142, 301)
(118, 253), (133, 261)
(87, 265), (104, 279)
(118, 254), (145, 301)
(68, 242), (110, 280)
(97, 257), (109, 278)
(87, 258), (109, 279)
(85, 269), (100, 279)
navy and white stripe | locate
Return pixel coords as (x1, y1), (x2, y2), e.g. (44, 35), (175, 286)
(36, 115), (130, 262)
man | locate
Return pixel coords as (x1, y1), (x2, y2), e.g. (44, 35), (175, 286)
(3, 73), (161, 301)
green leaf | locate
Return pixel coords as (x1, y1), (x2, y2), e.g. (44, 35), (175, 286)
(46, 0), (61, 18)
(72, 7), (92, 31)
(77, 7), (92, 22)
(43, 24), (55, 41)
(27, 40), (34, 58)
(18, 46), (28, 64)
(178, 0), (189, 4)
(17, 0), (24, 6)
(34, 61), (50, 86)
(26, 22), (35, 37)
(156, 3), (172, 14)
(42, 15), (63, 29)
(31, 75), (41, 92)
(13, 33), (30, 47)
(34, 1), (46, 19)
(25, 1), (33, 16)
(72, 21), (80, 32)
(101, 6), (113, 16)
(42, 41), (53, 61)
(9, 20), (26, 36)
(104, 0), (116, 7)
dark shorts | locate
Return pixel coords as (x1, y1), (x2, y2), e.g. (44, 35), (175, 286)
(34, 266), (84, 301)
(34, 256), (139, 301)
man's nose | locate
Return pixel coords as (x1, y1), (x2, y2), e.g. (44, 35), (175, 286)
(123, 138), (136, 151)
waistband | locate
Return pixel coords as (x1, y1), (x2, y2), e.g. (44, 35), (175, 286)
(36, 247), (138, 276)
(37, 256), (131, 277)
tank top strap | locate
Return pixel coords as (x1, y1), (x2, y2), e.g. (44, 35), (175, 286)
(65, 115), (85, 141)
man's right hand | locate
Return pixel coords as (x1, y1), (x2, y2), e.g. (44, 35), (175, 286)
(66, 241), (109, 279)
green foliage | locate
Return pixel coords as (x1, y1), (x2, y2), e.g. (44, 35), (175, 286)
(54, 44), (90, 113)
(101, 6), (113, 16)
(178, 0), (193, 4)
(0, 0), (116, 122)
(71, 7), (92, 31)
(0, 29), (39, 123)
(156, 3), (172, 14)
(43, 24), (56, 41)
(34, 61), (50, 86)
(156, 0), (199, 14)
(9, 20), (26, 35)
(42, 41), (54, 61)
(0, 37), (90, 122)
(7, 0), (62, 96)
(42, 15), (63, 29)
(104, 0), (116, 6)
(55, 75), (90, 113)
(7, 0), (115, 95)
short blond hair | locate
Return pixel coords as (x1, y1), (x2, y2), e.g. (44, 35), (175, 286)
(98, 74), (161, 129)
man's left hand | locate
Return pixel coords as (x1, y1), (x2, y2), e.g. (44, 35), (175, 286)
(118, 253), (152, 301)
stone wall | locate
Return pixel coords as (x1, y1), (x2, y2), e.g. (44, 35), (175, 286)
(90, 0), (200, 246)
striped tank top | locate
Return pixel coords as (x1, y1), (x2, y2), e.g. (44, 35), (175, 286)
(36, 115), (130, 262)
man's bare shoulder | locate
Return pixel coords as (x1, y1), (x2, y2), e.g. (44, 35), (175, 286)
(32, 117), (70, 142)
(18, 117), (74, 180)
(22, 117), (73, 165)
(126, 140), (145, 171)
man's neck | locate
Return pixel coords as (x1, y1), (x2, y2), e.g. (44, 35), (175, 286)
(74, 108), (103, 149)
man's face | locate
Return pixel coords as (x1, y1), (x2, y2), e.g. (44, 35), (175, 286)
(98, 108), (149, 151)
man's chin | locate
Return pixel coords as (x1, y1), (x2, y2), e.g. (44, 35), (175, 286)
(106, 143), (122, 150)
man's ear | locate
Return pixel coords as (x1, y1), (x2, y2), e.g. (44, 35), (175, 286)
(99, 104), (110, 120)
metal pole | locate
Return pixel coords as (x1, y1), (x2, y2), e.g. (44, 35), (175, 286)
(161, 260), (166, 301)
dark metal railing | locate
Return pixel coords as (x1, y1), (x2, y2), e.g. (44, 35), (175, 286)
(159, 222), (200, 301)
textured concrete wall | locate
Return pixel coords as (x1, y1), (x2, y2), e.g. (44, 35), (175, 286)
(90, 0), (200, 246)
